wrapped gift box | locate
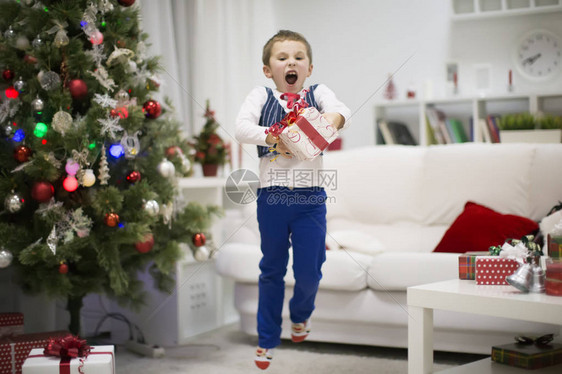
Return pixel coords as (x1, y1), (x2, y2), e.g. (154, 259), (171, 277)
(492, 342), (562, 370)
(279, 107), (339, 161)
(458, 252), (488, 280)
(0, 331), (68, 374)
(548, 234), (562, 259)
(22, 345), (114, 374)
(475, 256), (519, 285)
(0, 313), (24, 339)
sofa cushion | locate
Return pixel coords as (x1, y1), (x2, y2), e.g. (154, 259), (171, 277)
(419, 143), (535, 226)
(433, 201), (539, 253)
(323, 146), (425, 225)
(215, 242), (371, 291)
(325, 229), (386, 255)
(328, 218), (448, 254)
(367, 252), (460, 291)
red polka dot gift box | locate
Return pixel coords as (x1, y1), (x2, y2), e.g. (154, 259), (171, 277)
(0, 331), (68, 374)
(475, 256), (520, 285)
(0, 313), (24, 339)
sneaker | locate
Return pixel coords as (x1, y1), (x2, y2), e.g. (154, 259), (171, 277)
(291, 320), (311, 343)
(254, 347), (273, 370)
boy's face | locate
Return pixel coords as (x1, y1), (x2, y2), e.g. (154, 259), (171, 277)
(263, 40), (313, 94)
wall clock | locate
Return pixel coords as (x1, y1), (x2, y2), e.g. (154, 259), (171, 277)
(514, 29), (561, 81)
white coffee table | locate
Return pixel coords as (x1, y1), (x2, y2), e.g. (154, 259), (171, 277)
(407, 279), (562, 374)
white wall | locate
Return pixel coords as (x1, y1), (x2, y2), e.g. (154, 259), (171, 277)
(269, 0), (562, 149)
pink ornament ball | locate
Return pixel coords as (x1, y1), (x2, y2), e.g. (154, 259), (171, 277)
(90, 30), (104, 45)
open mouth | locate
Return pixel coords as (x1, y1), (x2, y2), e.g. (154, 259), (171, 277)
(285, 71), (298, 85)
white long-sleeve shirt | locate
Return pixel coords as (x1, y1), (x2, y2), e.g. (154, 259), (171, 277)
(235, 84), (351, 188)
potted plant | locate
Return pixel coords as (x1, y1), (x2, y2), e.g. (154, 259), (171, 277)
(192, 100), (229, 176)
(497, 112), (562, 143)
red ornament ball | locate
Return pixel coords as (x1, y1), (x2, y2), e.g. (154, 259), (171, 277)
(126, 170), (141, 183)
(2, 69), (14, 81)
(63, 176), (79, 192)
(110, 106), (129, 119)
(59, 263), (69, 274)
(166, 146), (178, 158)
(135, 233), (154, 253)
(104, 212), (120, 227)
(67, 79), (88, 100)
(31, 181), (55, 203)
(142, 99), (161, 119)
(118, 0), (136, 7)
(5, 86), (18, 99)
(24, 55), (38, 64)
(192, 233), (206, 247)
(13, 145), (32, 162)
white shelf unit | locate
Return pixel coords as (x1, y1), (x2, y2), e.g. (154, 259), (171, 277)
(452, 0), (562, 20)
(374, 91), (562, 146)
(174, 177), (238, 343)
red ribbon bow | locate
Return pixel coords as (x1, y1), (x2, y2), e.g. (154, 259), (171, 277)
(280, 92), (301, 109)
(44, 334), (91, 359)
(266, 90), (310, 138)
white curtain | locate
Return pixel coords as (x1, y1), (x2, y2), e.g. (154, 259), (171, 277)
(138, 0), (276, 170)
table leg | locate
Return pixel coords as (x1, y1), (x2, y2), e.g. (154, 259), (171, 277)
(408, 305), (433, 374)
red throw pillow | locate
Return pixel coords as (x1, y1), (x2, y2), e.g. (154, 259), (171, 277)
(433, 201), (539, 253)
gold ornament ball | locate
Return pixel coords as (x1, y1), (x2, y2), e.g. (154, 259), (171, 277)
(81, 169), (96, 187)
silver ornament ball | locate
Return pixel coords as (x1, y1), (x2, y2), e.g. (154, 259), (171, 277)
(4, 27), (16, 40)
(14, 77), (26, 93)
(5, 193), (23, 213)
(32, 35), (43, 48)
(157, 159), (175, 178)
(31, 97), (45, 112)
(0, 249), (13, 268)
(194, 246), (210, 262)
(144, 200), (160, 216)
(38, 71), (61, 91)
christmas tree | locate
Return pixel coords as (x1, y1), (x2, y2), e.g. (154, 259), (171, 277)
(192, 100), (229, 176)
(0, 0), (220, 335)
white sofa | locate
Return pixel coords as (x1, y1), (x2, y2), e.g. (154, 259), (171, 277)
(216, 143), (562, 354)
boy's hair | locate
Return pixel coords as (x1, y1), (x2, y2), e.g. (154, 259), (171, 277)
(262, 30), (313, 66)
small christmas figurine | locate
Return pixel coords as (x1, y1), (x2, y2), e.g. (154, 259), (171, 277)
(383, 73), (397, 100)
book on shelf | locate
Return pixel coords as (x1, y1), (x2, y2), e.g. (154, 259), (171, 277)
(486, 114), (501, 143)
(446, 118), (469, 143)
(426, 106), (469, 144)
(479, 118), (492, 143)
(425, 106), (446, 144)
(377, 120), (416, 145)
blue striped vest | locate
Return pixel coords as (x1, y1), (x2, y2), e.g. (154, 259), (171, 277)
(257, 84), (320, 157)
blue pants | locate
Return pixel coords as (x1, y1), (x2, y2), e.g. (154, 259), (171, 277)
(256, 186), (327, 348)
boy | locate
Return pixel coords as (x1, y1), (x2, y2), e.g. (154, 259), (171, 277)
(235, 30), (351, 370)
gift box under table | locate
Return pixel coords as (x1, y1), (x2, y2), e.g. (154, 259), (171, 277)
(0, 331), (68, 374)
(22, 345), (114, 374)
(0, 313), (24, 339)
(279, 107), (338, 161)
(475, 256), (519, 285)
(458, 252), (488, 280)
(548, 234), (562, 259)
(491, 342), (562, 370)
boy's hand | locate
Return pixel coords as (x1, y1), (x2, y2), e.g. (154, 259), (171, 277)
(266, 133), (292, 158)
(322, 112), (345, 130)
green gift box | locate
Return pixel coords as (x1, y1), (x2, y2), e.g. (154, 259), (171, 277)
(491, 342), (562, 370)
(548, 234), (562, 259)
